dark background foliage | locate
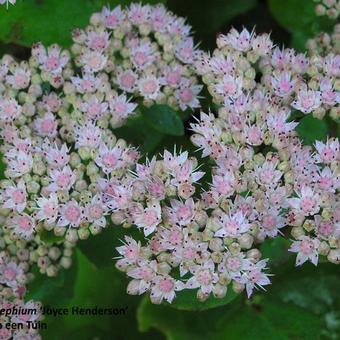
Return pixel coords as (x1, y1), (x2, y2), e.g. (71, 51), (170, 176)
(0, 0), (339, 339)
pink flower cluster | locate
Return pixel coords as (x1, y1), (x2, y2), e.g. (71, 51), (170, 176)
(71, 4), (203, 111)
(114, 150), (271, 304)
(0, 250), (42, 340)
(0, 48), (139, 243)
(0, 4), (338, 311)
(192, 27), (339, 268)
(196, 27), (339, 121)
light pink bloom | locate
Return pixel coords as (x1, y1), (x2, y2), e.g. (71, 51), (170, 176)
(186, 260), (218, 295)
(46, 166), (76, 192)
(167, 198), (195, 226)
(314, 138), (339, 164)
(116, 236), (142, 269)
(150, 275), (184, 304)
(35, 193), (59, 224)
(71, 73), (102, 93)
(95, 143), (123, 174)
(109, 94), (137, 120)
(81, 50), (107, 73)
(138, 76), (161, 100)
(85, 194), (108, 229)
(5, 150), (33, 178)
(271, 71), (296, 97)
(85, 30), (110, 51)
(242, 259), (271, 297)
(33, 112), (58, 138)
(133, 200), (162, 236)
(58, 200), (83, 228)
(175, 83), (202, 111)
(101, 5), (124, 29)
(0, 98), (21, 122)
(43, 142), (70, 168)
(2, 179), (27, 213)
(75, 120), (102, 149)
(289, 236), (320, 266)
(33, 43), (69, 74)
(288, 186), (321, 216)
(291, 89), (321, 113)
(9, 214), (35, 239)
(215, 211), (250, 238)
(0, 261), (23, 288)
(6, 66), (31, 89)
(126, 260), (158, 295)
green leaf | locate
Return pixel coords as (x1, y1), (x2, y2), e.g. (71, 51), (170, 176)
(0, 0), (167, 47)
(26, 255), (78, 306)
(268, 0), (316, 34)
(141, 104), (184, 137)
(40, 250), (161, 340)
(138, 296), (322, 340)
(260, 237), (292, 267)
(115, 114), (164, 153)
(168, 0), (257, 50)
(295, 115), (328, 145)
(268, 0), (334, 48)
(39, 229), (64, 244)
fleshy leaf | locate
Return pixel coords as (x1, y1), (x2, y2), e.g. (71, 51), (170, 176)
(141, 104), (185, 136)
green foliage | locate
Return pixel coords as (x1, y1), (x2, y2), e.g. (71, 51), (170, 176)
(138, 295), (323, 340)
(37, 250), (162, 340)
(168, 0), (257, 49)
(26, 258), (78, 306)
(268, 0), (333, 50)
(0, 0), (166, 47)
(296, 115), (328, 145)
(115, 114), (164, 153)
(260, 237), (292, 267)
(141, 104), (185, 137)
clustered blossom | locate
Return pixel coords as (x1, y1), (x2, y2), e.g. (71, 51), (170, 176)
(287, 138), (340, 265)
(0, 48), (140, 248)
(196, 27), (339, 122)
(114, 150), (271, 304)
(71, 4), (203, 111)
(0, 3), (338, 314)
(314, 0), (340, 20)
(192, 27), (339, 269)
(0, 250), (42, 340)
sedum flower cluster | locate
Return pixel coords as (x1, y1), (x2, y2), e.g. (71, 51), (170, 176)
(71, 4), (203, 111)
(114, 26), (339, 305)
(113, 149), (271, 304)
(193, 27), (340, 267)
(0, 40), (140, 276)
(0, 249), (42, 340)
(0, 3), (338, 310)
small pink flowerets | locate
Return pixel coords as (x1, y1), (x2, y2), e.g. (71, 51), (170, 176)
(287, 138), (340, 265)
(0, 40), (141, 277)
(71, 4), (203, 111)
(196, 26), (340, 122)
(113, 150), (272, 304)
(0, 250), (43, 340)
(191, 26), (339, 270)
